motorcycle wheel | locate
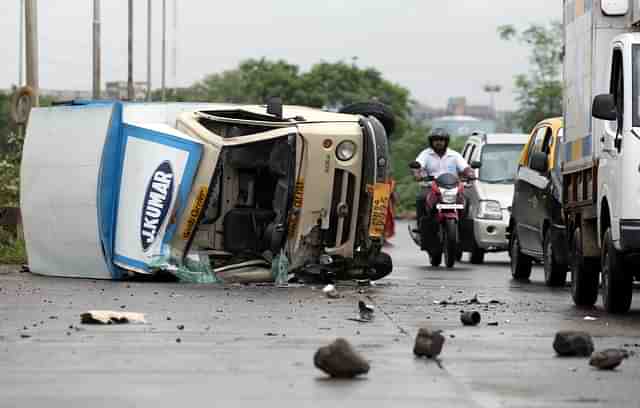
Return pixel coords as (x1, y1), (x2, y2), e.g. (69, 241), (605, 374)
(430, 251), (442, 267)
(444, 219), (457, 268)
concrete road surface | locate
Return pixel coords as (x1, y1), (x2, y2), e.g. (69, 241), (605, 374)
(1, 220), (640, 407)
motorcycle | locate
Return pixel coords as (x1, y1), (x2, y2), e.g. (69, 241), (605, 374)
(408, 162), (467, 268)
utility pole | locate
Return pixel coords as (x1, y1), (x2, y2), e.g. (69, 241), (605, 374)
(18, 0), (24, 86)
(172, 0), (177, 84)
(146, 0), (152, 101)
(25, 0), (39, 106)
(127, 0), (134, 101)
(483, 83), (502, 119)
(162, 0), (167, 101)
(92, 0), (101, 99)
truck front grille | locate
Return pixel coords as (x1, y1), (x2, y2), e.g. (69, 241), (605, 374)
(326, 169), (356, 247)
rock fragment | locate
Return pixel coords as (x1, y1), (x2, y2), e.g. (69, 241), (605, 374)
(589, 349), (629, 370)
(553, 331), (594, 356)
(314, 338), (370, 378)
(413, 327), (445, 358)
(80, 310), (146, 325)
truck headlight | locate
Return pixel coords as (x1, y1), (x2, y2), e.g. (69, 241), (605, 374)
(336, 141), (356, 161)
(477, 200), (503, 220)
(441, 188), (458, 204)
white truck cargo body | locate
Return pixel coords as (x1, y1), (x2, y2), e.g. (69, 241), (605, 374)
(563, 0), (640, 313)
(21, 102), (222, 279)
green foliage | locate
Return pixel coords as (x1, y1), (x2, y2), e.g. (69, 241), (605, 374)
(499, 21), (562, 132)
(0, 227), (26, 265)
(0, 91), (22, 207)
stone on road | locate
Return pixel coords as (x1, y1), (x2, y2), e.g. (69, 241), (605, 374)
(314, 338), (370, 378)
(553, 331), (594, 357)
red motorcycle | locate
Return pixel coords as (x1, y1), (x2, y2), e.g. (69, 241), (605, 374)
(408, 164), (467, 268)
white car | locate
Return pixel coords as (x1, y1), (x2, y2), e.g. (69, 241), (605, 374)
(458, 132), (529, 263)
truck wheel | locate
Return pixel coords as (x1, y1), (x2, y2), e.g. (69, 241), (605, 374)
(510, 231), (532, 281)
(570, 227), (599, 306)
(444, 219), (457, 268)
(543, 229), (567, 287)
(601, 228), (632, 313)
(470, 239), (485, 264)
(339, 102), (396, 138)
(367, 252), (393, 281)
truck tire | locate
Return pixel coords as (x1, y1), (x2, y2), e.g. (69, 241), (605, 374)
(601, 228), (632, 313)
(470, 239), (485, 264)
(543, 229), (568, 287)
(510, 231), (532, 281)
(570, 227), (599, 306)
(444, 219), (457, 268)
(339, 102), (396, 138)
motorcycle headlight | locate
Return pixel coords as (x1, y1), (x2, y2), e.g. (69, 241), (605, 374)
(477, 200), (503, 220)
(441, 188), (458, 204)
(336, 140), (356, 161)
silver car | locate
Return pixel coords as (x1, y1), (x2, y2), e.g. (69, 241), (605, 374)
(459, 132), (529, 264)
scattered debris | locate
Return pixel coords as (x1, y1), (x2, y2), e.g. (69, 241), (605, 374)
(177, 324), (184, 330)
(589, 349), (629, 370)
(80, 310), (146, 325)
(323, 284), (339, 299)
(358, 301), (374, 321)
(434, 294), (504, 306)
(460, 311), (481, 326)
(314, 338), (370, 378)
(413, 327), (445, 359)
(553, 331), (594, 357)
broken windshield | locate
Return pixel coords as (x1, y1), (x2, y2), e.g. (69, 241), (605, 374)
(479, 144), (524, 183)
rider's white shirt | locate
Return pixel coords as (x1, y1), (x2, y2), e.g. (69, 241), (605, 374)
(415, 148), (468, 178)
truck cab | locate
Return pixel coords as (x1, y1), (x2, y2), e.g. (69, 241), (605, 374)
(563, 0), (640, 313)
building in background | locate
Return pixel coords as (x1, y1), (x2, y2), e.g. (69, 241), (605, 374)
(105, 81), (148, 101)
(431, 115), (496, 136)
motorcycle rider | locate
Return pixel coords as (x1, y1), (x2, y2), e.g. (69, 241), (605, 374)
(412, 128), (474, 248)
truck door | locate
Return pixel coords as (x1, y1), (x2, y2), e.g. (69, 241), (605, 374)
(598, 46), (626, 241)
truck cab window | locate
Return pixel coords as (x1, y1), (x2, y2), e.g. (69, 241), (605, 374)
(610, 49), (624, 129)
(633, 44), (640, 127)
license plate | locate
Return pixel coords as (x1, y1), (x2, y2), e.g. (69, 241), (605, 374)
(436, 203), (463, 210)
(369, 183), (391, 238)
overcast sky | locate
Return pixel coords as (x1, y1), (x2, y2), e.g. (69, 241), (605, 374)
(0, 1), (561, 110)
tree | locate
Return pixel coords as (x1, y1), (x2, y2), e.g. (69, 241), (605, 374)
(498, 21), (562, 132)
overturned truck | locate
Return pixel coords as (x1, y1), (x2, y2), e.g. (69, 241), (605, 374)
(20, 100), (394, 283)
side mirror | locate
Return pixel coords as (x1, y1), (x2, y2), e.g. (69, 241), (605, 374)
(470, 160), (482, 169)
(592, 94), (617, 121)
(409, 161), (422, 170)
(529, 151), (548, 173)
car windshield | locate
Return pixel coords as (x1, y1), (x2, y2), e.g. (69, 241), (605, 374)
(478, 144), (524, 183)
